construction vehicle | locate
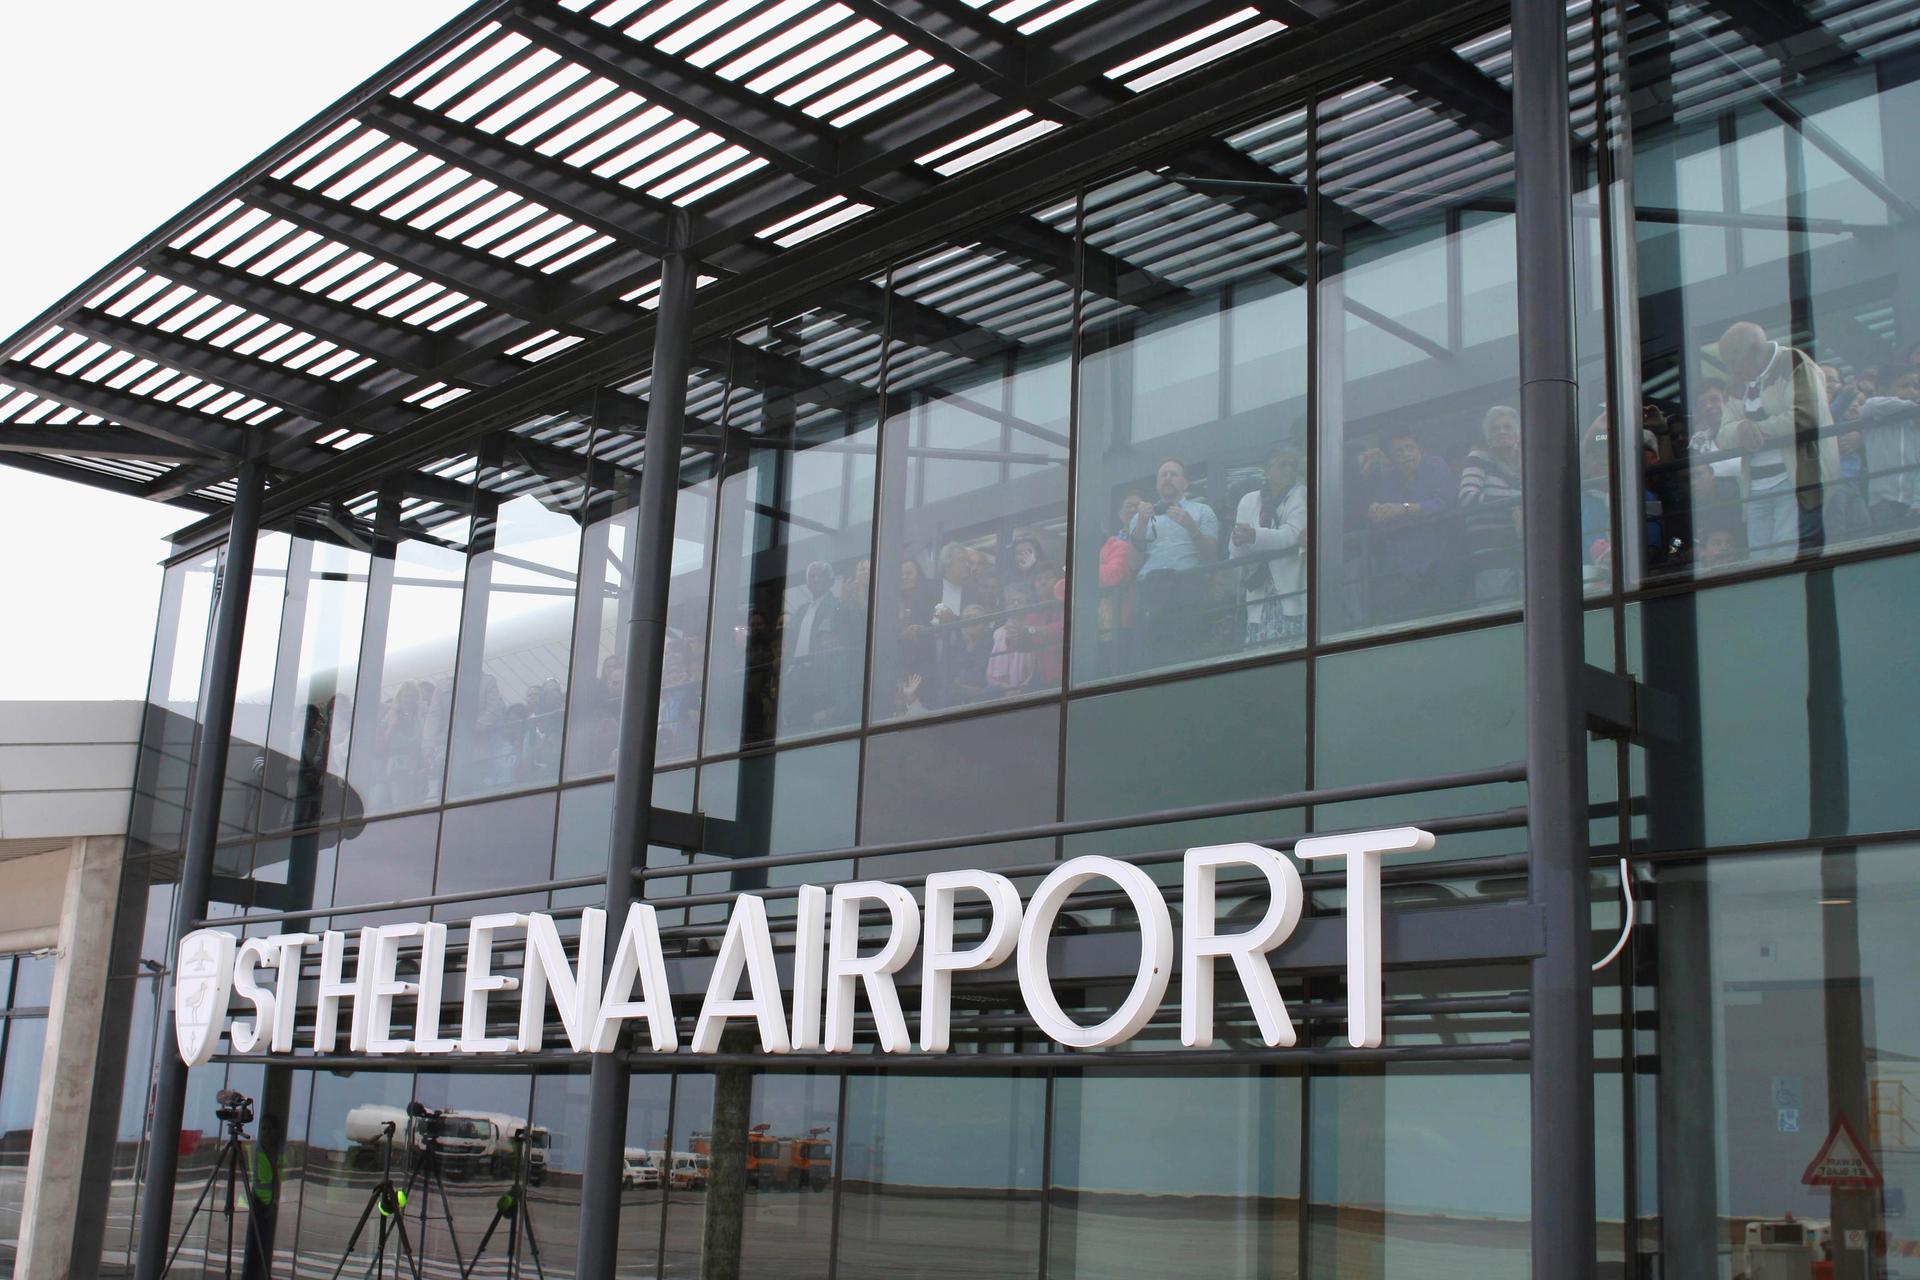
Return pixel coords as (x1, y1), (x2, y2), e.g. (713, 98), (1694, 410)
(740, 1124), (833, 1191)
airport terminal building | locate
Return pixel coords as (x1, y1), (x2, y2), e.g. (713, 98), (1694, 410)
(1, 0), (1917, 1276)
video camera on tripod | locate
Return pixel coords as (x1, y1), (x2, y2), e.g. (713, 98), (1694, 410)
(214, 1088), (254, 1129)
(407, 1098), (451, 1142)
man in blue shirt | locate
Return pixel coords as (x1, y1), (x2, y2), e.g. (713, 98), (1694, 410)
(1128, 457), (1220, 665)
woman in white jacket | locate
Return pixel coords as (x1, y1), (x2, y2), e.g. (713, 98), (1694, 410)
(1229, 446), (1308, 646)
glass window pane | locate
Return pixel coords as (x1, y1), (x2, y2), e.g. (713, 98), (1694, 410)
(1071, 107), (1312, 684)
(858, 705), (1059, 878)
(1064, 662), (1308, 857)
(565, 370), (727, 779)
(1050, 1070), (1300, 1279)
(330, 814), (437, 930)
(704, 301), (883, 754)
(871, 217), (1073, 720)
(665, 1070), (837, 1280)
(1314, 625), (1527, 855)
(1307, 1067), (1528, 1278)
(1627, 8), (1920, 575)
(408, 1071), (537, 1274)
(448, 416), (593, 800)
(260, 537), (369, 832)
(291, 1070), (414, 1273)
(0, 1018), (44, 1264)
(699, 742), (857, 905)
(347, 464), (474, 816)
(10, 955), (55, 1009)
(1315, 75), (1522, 636)
(218, 532), (291, 838)
(1645, 848), (1920, 1279)
(836, 1073), (1044, 1280)
(435, 792), (557, 920)
(130, 552), (219, 857)
(1638, 552), (1920, 849)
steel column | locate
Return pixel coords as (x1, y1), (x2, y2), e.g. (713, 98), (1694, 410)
(134, 454), (268, 1280)
(574, 225), (696, 1279)
(1512, 1), (1596, 1277)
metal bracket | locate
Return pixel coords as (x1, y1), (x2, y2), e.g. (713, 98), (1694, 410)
(648, 807), (708, 852)
(1583, 665), (1681, 744)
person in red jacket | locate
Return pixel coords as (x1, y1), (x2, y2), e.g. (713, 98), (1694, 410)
(1098, 491), (1147, 674)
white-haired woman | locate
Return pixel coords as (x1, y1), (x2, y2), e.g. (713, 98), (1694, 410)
(1229, 446), (1307, 646)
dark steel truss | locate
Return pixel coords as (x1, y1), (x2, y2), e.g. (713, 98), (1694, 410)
(1, 0), (1511, 519)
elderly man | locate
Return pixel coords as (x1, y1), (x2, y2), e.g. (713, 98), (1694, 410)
(784, 560), (849, 727)
(1128, 456), (1220, 664)
(1715, 320), (1838, 559)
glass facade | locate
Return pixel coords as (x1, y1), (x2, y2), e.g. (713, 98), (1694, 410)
(0, 955), (53, 1272)
(90, 1), (1920, 1277)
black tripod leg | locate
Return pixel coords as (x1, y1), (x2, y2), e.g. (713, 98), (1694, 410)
(161, 1142), (229, 1277)
(461, 1207), (502, 1280)
(224, 1142), (238, 1280)
(517, 1192), (545, 1280)
(384, 1202), (425, 1280)
(325, 1181), (389, 1280)
(429, 1160), (469, 1276)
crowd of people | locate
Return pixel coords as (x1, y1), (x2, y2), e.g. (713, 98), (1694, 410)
(266, 325), (1920, 790)
(1649, 325), (1920, 567)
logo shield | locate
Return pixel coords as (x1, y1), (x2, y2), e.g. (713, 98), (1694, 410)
(174, 929), (237, 1066)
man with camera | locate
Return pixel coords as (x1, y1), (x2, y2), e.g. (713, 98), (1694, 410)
(1715, 320), (1837, 559)
(1127, 456), (1219, 665)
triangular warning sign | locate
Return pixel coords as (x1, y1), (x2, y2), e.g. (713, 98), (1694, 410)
(1802, 1114), (1884, 1189)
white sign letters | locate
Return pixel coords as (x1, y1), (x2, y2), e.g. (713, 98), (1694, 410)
(172, 829), (1433, 1064)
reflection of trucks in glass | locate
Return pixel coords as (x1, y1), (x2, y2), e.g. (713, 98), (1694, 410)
(341, 1105), (547, 1181)
(643, 1149), (707, 1190)
(483, 1113), (550, 1184)
(623, 1149), (661, 1189)
(730, 1124), (832, 1191)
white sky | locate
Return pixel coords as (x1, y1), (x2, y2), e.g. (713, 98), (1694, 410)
(0, 1), (472, 700)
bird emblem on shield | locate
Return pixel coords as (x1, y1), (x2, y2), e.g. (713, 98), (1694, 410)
(174, 929), (237, 1067)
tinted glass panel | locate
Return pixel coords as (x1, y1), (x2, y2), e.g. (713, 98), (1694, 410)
(665, 1070), (838, 1279)
(1065, 662), (1307, 857)
(1639, 552), (1920, 848)
(872, 216), (1074, 718)
(130, 552), (218, 857)
(1051, 1070), (1301, 1279)
(1315, 76), (1523, 636)
(448, 416), (592, 800)
(1072, 109), (1311, 683)
(1644, 848), (1920, 1279)
(859, 704), (1059, 878)
(260, 537), (368, 832)
(1627, 2), (1920, 576)
(348, 464), (474, 815)
(329, 813), (437, 930)
(700, 741), (857, 901)
(565, 370), (727, 778)
(1314, 625), (1526, 841)
(704, 301), (882, 753)
(837, 1073), (1045, 1280)
(1307, 1067), (1528, 1278)
(435, 791), (556, 920)
(217, 532), (290, 837)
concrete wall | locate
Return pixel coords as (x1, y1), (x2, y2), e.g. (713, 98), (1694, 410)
(0, 701), (142, 1277)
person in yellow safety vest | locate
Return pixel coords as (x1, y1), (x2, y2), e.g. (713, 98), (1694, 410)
(250, 1115), (284, 1209)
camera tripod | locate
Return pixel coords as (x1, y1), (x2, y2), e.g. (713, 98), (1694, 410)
(461, 1132), (545, 1280)
(325, 1120), (423, 1280)
(160, 1107), (271, 1279)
